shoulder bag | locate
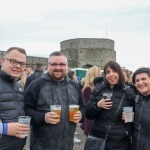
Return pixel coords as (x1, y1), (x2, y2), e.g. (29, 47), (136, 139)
(84, 93), (125, 150)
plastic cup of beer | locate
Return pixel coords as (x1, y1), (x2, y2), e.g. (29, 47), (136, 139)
(103, 92), (112, 100)
(123, 106), (133, 122)
(69, 104), (79, 122)
(50, 105), (61, 122)
(18, 116), (31, 137)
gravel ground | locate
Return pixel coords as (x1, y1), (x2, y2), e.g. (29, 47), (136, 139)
(73, 123), (87, 150)
(23, 123), (87, 150)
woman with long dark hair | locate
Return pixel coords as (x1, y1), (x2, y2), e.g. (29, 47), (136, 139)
(86, 61), (135, 150)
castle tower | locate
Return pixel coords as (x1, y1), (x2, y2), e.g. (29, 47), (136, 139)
(60, 38), (116, 69)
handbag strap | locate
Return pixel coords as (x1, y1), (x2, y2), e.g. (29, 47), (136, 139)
(104, 93), (125, 140)
(114, 93), (125, 118)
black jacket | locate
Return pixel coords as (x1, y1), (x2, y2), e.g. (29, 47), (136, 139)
(24, 69), (43, 91)
(24, 73), (85, 150)
(86, 77), (135, 150)
(0, 70), (26, 150)
(132, 93), (150, 150)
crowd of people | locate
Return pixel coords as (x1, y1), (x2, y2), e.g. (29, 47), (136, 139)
(0, 46), (150, 150)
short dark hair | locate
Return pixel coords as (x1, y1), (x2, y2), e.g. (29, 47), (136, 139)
(49, 51), (65, 58)
(35, 62), (43, 70)
(67, 70), (75, 80)
(132, 67), (150, 84)
(104, 60), (125, 86)
(5, 47), (26, 56)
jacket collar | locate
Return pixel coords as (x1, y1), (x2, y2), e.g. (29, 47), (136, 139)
(34, 69), (43, 72)
(41, 72), (69, 84)
(0, 69), (15, 83)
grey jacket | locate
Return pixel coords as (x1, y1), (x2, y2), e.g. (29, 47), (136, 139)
(25, 73), (85, 150)
(0, 69), (26, 150)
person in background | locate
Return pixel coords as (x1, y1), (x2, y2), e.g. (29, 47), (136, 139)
(68, 69), (80, 84)
(122, 69), (131, 84)
(122, 69), (135, 89)
(19, 68), (28, 91)
(26, 65), (33, 76)
(72, 69), (81, 84)
(80, 65), (101, 136)
(80, 77), (86, 89)
(67, 69), (77, 82)
(67, 69), (82, 143)
(24, 51), (85, 150)
(132, 67), (150, 150)
(86, 60), (135, 150)
(0, 47), (30, 150)
(24, 62), (43, 91)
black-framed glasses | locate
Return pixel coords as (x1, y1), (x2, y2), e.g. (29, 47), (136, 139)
(5, 58), (26, 68)
(48, 62), (67, 67)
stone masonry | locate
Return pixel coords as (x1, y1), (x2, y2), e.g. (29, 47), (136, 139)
(0, 38), (116, 70)
(61, 38), (116, 69)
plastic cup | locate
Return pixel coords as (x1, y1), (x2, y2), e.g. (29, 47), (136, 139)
(123, 106), (133, 122)
(50, 105), (61, 122)
(18, 116), (31, 137)
(103, 92), (112, 100)
(69, 105), (79, 122)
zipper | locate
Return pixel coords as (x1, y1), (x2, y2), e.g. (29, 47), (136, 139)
(137, 97), (146, 150)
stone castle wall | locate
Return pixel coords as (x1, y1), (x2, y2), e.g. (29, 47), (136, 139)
(0, 38), (116, 69)
(0, 50), (48, 68)
(61, 38), (116, 69)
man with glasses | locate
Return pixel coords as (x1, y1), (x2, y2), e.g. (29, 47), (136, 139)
(0, 47), (30, 150)
(25, 51), (85, 150)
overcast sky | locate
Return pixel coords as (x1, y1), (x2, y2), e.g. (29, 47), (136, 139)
(0, 0), (150, 71)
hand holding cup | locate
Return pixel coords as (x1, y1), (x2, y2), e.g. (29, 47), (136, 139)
(69, 105), (80, 123)
(97, 92), (113, 109)
(18, 116), (31, 138)
(122, 107), (133, 122)
(46, 105), (61, 124)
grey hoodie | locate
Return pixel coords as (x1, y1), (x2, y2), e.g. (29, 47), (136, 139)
(25, 73), (85, 150)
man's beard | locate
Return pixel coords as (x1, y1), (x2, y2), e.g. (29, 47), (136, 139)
(51, 71), (65, 81)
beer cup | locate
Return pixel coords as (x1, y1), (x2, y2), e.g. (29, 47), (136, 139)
(18, 116), (31, 137)
(69, 105), (79, 122)
(50, 105), (61, 122)
(103, 92), (112, 100)
(123, 106), (133, 122)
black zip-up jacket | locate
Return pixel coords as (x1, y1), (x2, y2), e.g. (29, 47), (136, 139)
(86, 77), (135, 150)
(0, 69), (26, 150)
(24, 73), (85, 150)
(132, 93), (150, 150)
(24, 69), (43, 91)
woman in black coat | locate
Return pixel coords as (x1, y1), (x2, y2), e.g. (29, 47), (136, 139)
(86, 61), (135, 150)
(132, 67), (150, 150)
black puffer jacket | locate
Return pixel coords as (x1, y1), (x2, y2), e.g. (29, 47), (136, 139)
(86, 77), (135, 150)
(0, 69), (26, 150)
(132, 93), (150, 150)
(25, 73), (85, 150)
